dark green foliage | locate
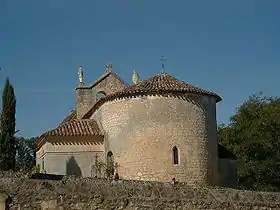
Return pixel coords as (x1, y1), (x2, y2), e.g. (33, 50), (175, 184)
(15, 137), (37, 171)
(218, 93), (280, 191)
(0, 78), (16, 170)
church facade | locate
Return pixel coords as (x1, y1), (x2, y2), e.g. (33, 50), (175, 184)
(36, 63), (237, 187)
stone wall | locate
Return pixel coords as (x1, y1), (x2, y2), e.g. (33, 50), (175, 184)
(219, 159), (237, 188)
(0, 172), (280, 210)
(76, 71), (127, 119)
(92, 94), (219, 185)
(91, 73), (128, 101)
(76, 86), (94, 119)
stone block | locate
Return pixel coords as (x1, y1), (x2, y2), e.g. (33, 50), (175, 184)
(41, 199), (58, 210)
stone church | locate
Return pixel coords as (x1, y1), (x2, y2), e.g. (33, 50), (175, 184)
(36, 63), (236, 187)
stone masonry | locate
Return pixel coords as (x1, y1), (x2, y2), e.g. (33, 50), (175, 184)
(36, 68), (127, 177)
(0, 172), (280, 210)
(36, 65), (236, 188)
(92, 94), (219, 185)
(76, 71), (127, 119)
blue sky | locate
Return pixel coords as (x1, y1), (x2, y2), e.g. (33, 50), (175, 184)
(1, 0), (280, 138)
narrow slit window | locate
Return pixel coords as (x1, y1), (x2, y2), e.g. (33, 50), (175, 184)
(42, 157), (45, 171)
(173, 146), (179, 165)
(107, 151), (114, 176)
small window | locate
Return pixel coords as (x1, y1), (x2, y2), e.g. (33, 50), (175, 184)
(107, 151), (114, 164)
(107, 151), (114, 176)
(42, 157), (45, 171)
(173, 146), (179, 165)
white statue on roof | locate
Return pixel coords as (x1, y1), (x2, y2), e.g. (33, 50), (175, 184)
(132, 70), (139, 84)
(78, 66), (84, 83)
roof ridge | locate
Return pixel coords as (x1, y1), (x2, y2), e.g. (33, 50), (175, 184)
(58, 119), (95, 127)
(87, 70), (129, 89)
(90, 71), (111, 88)
(82, 72), (222, 119)
(35, 118), (103, 149)
(59, 110), (77, 125)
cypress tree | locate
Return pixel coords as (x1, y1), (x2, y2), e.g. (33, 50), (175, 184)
(0, 78), (16, 170)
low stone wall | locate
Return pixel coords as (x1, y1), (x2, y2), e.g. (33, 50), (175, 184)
(0, 171), (280, 209)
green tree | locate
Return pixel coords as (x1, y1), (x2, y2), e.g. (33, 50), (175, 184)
(0, 78), (16, 170)
(15, 137), (37, 171)
(218, 93), (280, 191)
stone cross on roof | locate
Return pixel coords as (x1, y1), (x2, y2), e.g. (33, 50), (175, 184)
(105, 62), (113, 72)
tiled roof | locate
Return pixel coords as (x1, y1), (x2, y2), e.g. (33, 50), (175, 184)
(44, 119), (102, 137)
(35, 119), (103, 150)
(82, 73), (221, 119)
(60, 110), (77, 125)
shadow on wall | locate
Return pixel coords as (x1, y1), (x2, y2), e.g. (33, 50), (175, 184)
(66, 156), (82, 177)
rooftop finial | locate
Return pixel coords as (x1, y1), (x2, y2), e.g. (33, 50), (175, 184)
(78, 66), (84, 83)
(132, 70), (140, 84)
(105, 62), (113, 72)
(160, 56), (166, 74)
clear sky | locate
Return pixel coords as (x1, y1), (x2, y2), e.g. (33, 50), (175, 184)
(1, 0), (280, 138)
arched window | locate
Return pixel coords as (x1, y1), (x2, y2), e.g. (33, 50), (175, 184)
(173, 146), (179, 165)
(107, 151), (113, 162)
(96, 91), (106, 100)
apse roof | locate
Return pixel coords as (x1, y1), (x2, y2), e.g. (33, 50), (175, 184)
(83, 73), (221, 119)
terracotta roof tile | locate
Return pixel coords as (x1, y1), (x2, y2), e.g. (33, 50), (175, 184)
(44, 119), (102, 137)
(83, 73), (221, 119)
(110, 73), (221, 99)
(35, 119), (103, 150)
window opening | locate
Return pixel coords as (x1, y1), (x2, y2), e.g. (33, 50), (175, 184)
(96, 91), (106, 100)
(173, 146), (179, 165)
